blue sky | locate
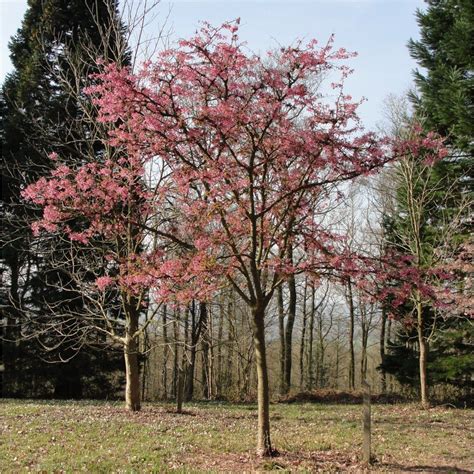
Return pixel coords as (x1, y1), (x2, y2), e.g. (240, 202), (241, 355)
(0, 0), (425, 128)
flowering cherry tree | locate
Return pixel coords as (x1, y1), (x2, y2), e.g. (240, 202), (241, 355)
(24, 21), (447, 454)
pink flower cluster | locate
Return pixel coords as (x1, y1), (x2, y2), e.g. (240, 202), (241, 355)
(23, 20), (449, 311)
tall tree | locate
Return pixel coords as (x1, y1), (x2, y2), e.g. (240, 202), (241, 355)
(379, 1), (474, 403)
(24, 21), (446, 455)
(1, 0), (129, 398)
(408, 0), (474, 156)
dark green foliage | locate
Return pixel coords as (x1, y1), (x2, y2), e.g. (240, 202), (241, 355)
(1, 0), (129, 398)
(408, 0), (474, 155)
(380, 1), (473, 396)
(382, 319), (474, 389)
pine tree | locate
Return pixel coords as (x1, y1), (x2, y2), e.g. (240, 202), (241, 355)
(408, 0), (474, 155)
(1, 0), (129, 398)
(381, 1), (473, 402)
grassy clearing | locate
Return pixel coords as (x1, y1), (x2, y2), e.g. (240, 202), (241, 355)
(1, 399), (472, 472)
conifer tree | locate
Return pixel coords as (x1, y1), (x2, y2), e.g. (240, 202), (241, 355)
(1, 0), (129, 397)
(381, 1), (473, 402)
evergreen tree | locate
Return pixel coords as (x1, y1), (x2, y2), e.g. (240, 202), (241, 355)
(408, 0), (474, 155)
(1, 0), (129, 398)
(381, 1), (473, 401)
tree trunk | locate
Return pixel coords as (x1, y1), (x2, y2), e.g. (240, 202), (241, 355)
(141, 322), (149, 401)
(380, 306), (387, 393)
(299, 278), (308, 390)
(225, 296), (234, 395)
(3, 256), (20, 397)
(252, 304), (273, 457)
(185, 302), (197, 402)
(347, 279), (355, 390)
(307, 285), (315, 390)
(417, 300), (429, 408)
(162, 304), (169, 399)
(283, 269), (297, 393)
(216, 297), (224, 397)
(200, 302), (211, 399)
(124, 327), (141, 411)
(176, 367), (185, 413)
(171, 309), (179, 399)
(387, 317), (393, 392)
(277, 285), (285, 394)
(360, 305), (368, 385)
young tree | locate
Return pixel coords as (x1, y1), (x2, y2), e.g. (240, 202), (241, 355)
(25, 21), (446, 454)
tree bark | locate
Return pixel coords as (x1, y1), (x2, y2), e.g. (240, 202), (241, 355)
(124, 315), (141, 411)
(216, 298), (224, 398)
(283, 269), (297, 393)
(3, 255), (20, 397)
(417, 300), (429, 408)
(277, 285), (286, 394)
(360, 304), (369, 384)
(380, 306), (387, 393)
(162, 304), (169, 399)
(171, 308), (179, 399)
(299, 278), (308, 390)
(185, 302), (197, 402)
(252, 304), (273, 457)
(307, 285), (315, 390)
(176, 367), (185, 413)
(347, 279), (356, 390)
(200, 302), (211, 399)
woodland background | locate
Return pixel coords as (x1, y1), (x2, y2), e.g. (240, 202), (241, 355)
(0, 0), (472, 414)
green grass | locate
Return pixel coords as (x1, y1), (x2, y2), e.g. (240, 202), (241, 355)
(1, 399), (472, 472)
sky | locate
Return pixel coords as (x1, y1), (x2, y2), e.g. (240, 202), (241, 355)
(0, 0), (425, 129)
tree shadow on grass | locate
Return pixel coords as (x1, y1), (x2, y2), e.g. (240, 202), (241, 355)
(381, 462), (471, 473)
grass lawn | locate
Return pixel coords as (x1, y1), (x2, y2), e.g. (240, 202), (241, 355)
(1, 399), (472, 472)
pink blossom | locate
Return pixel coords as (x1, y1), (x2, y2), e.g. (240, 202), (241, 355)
(96, 276), (114, 291)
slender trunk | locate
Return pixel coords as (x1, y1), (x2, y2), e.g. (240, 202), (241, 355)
(284, 270), (297, 393)
(334, 323), (341, 389)
(387, 317), (393, 392)
(360, 336), (368, 384)
(319, 344), (326, 387)
(317, 312), (325, 387)
(277, 285), (285, 394)
(162, 304), (169, 399)
(185, 302), (197, 402)
(177, 308), (188, 413)
(3, 256), (20, 396)
(124, 304), (141, 411)
(360, 307), (368, 384)
(307, 285), (315, 390)
(347, 279), (355, 390)
(172, 308), (179, 398)
(176, 367), (185, 413)
(208, 306), (215, 399)
(201, 302), (211, 399)
(417, 300), (429, 408)
(299, 278), (308, 390)
(226, 297), (234, 394)
(380, 306), (387, 393)
(185, 345), (196, 402)
(141, 322), (149, 401)
(216, 298), (224, 397)
(252, 304), (273, 457)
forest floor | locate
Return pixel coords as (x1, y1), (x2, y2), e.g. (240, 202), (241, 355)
(1, 399), (472, 472)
